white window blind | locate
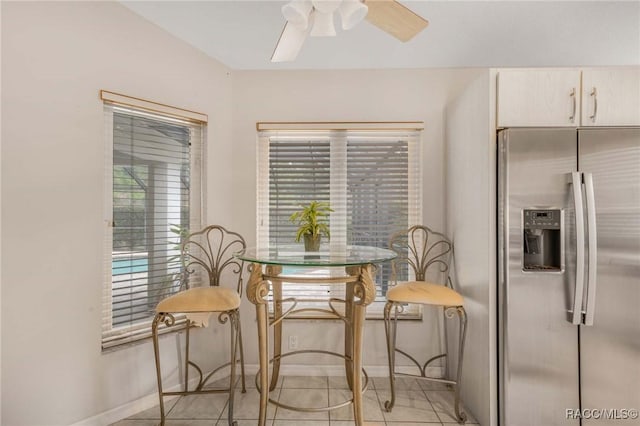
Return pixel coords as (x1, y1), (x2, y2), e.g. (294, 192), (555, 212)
(102, 92), (204, 349)
(257, 126), (422, 317)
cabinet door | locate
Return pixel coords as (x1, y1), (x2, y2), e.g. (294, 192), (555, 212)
(581, 68), (640, 126)
(497, 69), (581, 127)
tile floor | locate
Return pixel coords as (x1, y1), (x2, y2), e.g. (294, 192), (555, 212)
(111, 375), (479, 426)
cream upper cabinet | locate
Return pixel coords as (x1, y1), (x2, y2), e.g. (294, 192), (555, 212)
(581, 68), (640, 126)
(497, 69), (581, 127)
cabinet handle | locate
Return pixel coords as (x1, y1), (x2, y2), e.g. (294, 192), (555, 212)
(569, 88), (576, 123)
(589, 87), (598, 123)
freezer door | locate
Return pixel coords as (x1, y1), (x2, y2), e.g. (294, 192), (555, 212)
(579, 128), (640, 425)
(499, 128), (580, 426)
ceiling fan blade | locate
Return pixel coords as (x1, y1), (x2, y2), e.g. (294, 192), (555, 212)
(271, 22), (309, 62)
(363, 0), (429, 42)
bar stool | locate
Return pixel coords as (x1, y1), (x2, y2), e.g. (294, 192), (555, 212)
(383, 225), (467, 424)
(151, 225), (247, 426)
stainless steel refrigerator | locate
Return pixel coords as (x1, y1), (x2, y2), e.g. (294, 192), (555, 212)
(498, 128), (640, 425)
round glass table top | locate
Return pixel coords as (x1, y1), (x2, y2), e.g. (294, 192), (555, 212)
(234, 244), (397, 267)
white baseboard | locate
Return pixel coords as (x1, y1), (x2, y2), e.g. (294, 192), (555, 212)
(71, 393), (174, 426)
(72, 364), (443, 425)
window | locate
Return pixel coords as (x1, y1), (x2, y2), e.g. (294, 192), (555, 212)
(257, 123), (423, 316)
(101, 91), (205, 349)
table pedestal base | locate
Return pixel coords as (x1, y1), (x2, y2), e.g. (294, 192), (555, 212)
(246, 263), (377, 426)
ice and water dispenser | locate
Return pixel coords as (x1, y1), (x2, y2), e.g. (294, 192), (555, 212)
(523, 209), (562, 272)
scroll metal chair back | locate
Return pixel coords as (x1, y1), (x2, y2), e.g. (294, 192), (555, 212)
(180, 225), (247, 294)
(389, 225), (453, 284)
(384, 225), (467, 424)
(152, 225), (247, 426)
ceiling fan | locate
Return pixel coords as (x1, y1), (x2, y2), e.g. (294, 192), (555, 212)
(271, 0), (429, 62)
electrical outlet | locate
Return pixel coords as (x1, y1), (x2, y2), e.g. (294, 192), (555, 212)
(288, 335), (298, 349)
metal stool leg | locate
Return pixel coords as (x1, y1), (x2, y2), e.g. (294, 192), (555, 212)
(184, 320), (191, 392)
(152, 313), (170, 426)
(226, 310), (239, 426)
(270, 279), (283, 391)
(442, 306), (450, 384)
(383, 301), (399, 412)
(237, 316), (247, 393)
(446, 306), (468, 424)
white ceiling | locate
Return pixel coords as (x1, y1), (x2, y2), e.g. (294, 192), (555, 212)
(121, 1), (640, 70)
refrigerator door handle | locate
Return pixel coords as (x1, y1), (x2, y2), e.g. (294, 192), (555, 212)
(583, 172), (598, 326)
(569, 172), (586, 325)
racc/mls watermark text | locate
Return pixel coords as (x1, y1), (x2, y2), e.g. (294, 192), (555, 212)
(566, 408), (639, 420)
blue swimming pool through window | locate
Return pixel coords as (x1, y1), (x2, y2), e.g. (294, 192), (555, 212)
(112, 257), (148, 275)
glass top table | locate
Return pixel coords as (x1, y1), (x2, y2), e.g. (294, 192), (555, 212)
(236, 244), (397, 426)
(235, 244), (397, 267)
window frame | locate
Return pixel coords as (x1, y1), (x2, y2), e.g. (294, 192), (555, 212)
(101, 91), (205, 349)
(256, 122), (424, 318)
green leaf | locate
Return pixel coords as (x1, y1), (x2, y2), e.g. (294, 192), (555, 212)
(288, 200), (332, 241)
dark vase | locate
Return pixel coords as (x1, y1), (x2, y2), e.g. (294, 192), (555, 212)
(303, 233), (321, 251)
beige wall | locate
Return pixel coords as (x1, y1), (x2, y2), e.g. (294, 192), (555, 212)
(1, 2), (233, 424)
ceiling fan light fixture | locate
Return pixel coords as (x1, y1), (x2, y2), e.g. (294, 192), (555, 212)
(272, 0), (428, 63)
(311, 0), (342, 14)
(282, 0), (313, 30)
(310, 10), (336, 37)
(338, 0), (368, 30)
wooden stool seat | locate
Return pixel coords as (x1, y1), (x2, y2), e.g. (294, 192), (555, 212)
(386, 281), (464, 307)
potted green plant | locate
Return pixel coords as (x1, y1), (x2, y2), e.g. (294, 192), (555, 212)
(289, 201), (333, 251)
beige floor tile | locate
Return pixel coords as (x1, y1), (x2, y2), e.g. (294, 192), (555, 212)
(440, 413), (478, 425)
(372, 376), (422, 391)
(220, 421), (273, 426)
(203, 375), (249, 391)
(282, 375), (328, 389)
(438, 409), (479, 424)
(126, 396), (180, 419)
(167, 393), (228, 419)
(274, 388), (329, 420)
(244, 375), (284, 391)
(266, 375), (284, 390)
(219, 388), (278, 420)
(109, 420), (158, 426)
(327, 375), (351, 389)
(328, 389), (384, 421)
(117, 374), (466, 426)
(417, 378), (453, 391)
(425, 390), (478, 424)
(385, 423), (442, 426)
(379, 390), (441, 423)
